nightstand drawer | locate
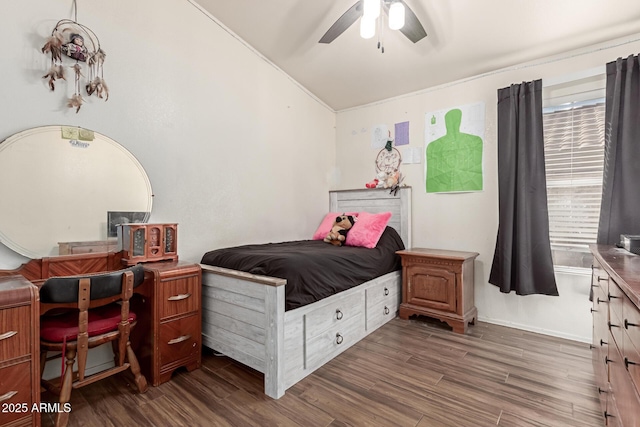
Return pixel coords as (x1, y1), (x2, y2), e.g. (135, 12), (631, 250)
(159, 314), (200, 367)
(0, 306), (30, 360)
(158, 274), (200, 319)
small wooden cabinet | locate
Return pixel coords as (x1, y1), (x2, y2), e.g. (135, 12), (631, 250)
(397, 248), (478, 334)
(0, 276), (40, 427)
(142, 261), (201, 386)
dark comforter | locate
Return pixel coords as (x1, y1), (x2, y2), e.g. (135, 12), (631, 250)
(200, 226), (405, 311)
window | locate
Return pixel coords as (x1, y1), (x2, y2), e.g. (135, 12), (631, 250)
(542, 99), (605, 268)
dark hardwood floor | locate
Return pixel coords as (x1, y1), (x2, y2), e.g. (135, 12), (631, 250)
(41, 318), (604, 427)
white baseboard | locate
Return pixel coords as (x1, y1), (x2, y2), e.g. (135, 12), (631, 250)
(477, 315), (591, 344)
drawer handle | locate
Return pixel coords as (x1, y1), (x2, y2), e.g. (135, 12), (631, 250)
(604, 411), (613, 419)
(600, 339), (608, 346)
(168, 293), (191, 301)
(608, 321), (619, 330)
(384, 306), (390, 315)
(597, 387), (608, 394)
(624, 357), (638, 368)
(384, 287), (389, 296)
(0, 391), (17, 402)
(0, 331), (17, 341)
(335, 333), (343, 345)
(597, 276), (608, 282)
(624, 319), (638, 329)
(608, 293), (619, 300)
(596, 298), (608, 305)
(605, 356), (612, 364)
(168, 334), (191, 345)
(590, 308), (597, 313)
(335, 309), (343, 320)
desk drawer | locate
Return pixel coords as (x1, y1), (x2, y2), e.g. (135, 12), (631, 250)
(158, 273), (200, 320)
(0, 361), (33, 425)
(159, 314), (200, 367)
(0, 306), (30, 360)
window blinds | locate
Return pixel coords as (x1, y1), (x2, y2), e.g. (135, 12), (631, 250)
(543, 101), (605, 251)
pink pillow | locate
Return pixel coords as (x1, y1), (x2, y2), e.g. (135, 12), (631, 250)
(345, 211), (392, 248)
(312, 212), (359, 240)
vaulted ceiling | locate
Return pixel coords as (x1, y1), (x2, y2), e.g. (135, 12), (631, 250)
(195, 0), (640, 110)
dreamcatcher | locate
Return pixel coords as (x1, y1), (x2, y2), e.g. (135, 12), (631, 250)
(41, 1), (108, 113)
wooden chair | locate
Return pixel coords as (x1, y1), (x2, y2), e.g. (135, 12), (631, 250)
(39, 265), (148, 427)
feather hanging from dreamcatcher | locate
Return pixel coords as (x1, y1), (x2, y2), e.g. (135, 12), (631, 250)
(41, 2), (108, 113)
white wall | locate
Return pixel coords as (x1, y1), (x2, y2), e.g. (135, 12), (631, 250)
(334, 34), (640, 343)
(1, 0), (336, 380)
(0, 0), (336, 270)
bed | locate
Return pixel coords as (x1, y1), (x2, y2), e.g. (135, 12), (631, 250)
(199, 187), (412, 398)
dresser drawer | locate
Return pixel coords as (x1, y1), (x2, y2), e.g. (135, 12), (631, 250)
(608, 344), (640, 427)
(158, 274), (200, 320)
(0, 361), (33, 425)
(609, 282), (625, 327)
(0, 306), (31, 360)
(623, 295), (640, 355)
(159, 314), (200, 367)
(305, 290), (364, 340)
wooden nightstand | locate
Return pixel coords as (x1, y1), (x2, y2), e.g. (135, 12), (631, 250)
(140, 261), (202, 386)
(0, 276), (40, 427)
(397, 248), (478, 334)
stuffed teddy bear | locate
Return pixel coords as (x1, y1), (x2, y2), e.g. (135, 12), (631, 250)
(324, 214), (356, 246)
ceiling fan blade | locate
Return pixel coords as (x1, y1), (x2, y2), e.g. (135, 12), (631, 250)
(398, 0), (427, 43)
(319, 1), (362, 44)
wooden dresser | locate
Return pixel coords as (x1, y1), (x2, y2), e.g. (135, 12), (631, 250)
(591, 244), (640, 426)
(142, 261), (202, 386)
(0, 276), (40, 427)
(397, 248), (478, 334)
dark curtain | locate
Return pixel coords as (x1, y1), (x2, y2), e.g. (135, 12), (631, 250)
(489, 80), (559, 296)
(597, 55), (640, 244)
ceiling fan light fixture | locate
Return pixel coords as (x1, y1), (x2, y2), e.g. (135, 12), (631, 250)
(363, 0), (381, 19)
(360, 16), (376, 39)
(388, 2), (405, 30)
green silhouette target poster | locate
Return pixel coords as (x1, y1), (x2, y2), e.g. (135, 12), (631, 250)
(425, 102), (485, 193)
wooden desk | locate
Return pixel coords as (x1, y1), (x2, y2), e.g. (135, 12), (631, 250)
(0, 252), (202, 394)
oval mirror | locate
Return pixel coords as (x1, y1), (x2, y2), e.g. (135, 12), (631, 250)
(0, 126), (153, 258)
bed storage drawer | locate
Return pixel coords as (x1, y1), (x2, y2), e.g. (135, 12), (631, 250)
(305, 291), (363, 339)
(366, 275), (401, 331)
(305, 291), (365, 368)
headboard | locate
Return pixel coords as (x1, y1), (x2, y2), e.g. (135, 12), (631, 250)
(329, 187), (412, 248)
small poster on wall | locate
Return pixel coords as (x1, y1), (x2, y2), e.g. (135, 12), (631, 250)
(424, 102), (485, 193)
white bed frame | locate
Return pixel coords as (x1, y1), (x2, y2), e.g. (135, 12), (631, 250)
(200, 187), (411, 398)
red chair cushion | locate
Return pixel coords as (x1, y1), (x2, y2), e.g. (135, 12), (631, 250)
(40, 303), (136, 343)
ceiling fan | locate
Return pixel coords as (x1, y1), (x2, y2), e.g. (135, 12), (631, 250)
(319, 0), (427, 50)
